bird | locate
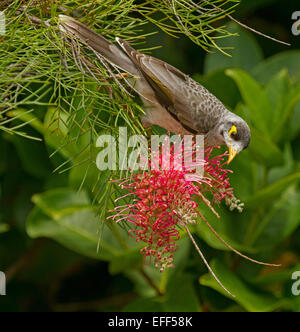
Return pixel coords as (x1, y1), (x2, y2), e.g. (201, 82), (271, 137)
(58, 15), (251, 163)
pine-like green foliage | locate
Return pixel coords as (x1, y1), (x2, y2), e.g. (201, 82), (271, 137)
(0, 0), (240, 137)
(0, 0), (242, 210)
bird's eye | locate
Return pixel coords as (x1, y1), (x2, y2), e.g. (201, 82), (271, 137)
(228, 125), (237, 138)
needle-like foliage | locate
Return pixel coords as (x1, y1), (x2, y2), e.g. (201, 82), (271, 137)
(0, 0), (288, 214)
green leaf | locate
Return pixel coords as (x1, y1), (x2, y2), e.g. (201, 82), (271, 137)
(44, 107), (91, 161)
(27, 188), (121, 260)
(164, 274), (200, 312)
(252, 51), (300, 85)
(124, 274), (201, 312)
(268, 144), (296, 184)
(226, 69), (273, 134)
(204, 23), (263, 74)
(272, 86), (300, 142)
(9, 135), (53, 179)
(124, 236), (191, 298)
(287, 102), (300, 141)
(109, 249), (143, 275)
(248, 128), (284, 168)
(228, 148), (260, 199)
(199, 259), (283, 312)
(265, 69), (290, 126)
(197, 215), (256, 254)
(123, 297), (164, 312)
(7, 108), (45, 136)
(244, 173), (300, 209)
(32, 188), (91, 218)
(263, 70), (300, 143)
(251, 187), (300, 247)
(232, 104), (284, 167)
(196, 201), (258, 254)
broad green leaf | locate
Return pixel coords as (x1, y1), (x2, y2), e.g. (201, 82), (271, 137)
(252, 51), (300, 85)
(7, 108), (45, 136)
(250, 264), (300, 287)
(69, 158), (100, 191)
(248, 128), (284, 168)
(44, 107), (91, 161)
(199, 259), (283, 312)
(123, 297), (164, 312)
(265, 69), (290, 128)
(9, 134), (53, 178)
(287, 102), (300, 141)
(109, 249), (143, 275)
(252, 187), (300, 247)
(124, 274), (200, 312)
(125, 267), (163, 298)
(164, 274), (200, 312)
(272, 86), (300, 142)
(32, 188), (91, 218)
(268, 144), (295, 184)
(228, 149), (260, 199)
(27, 188), (122, 260)
(197, 216), (256, 254)
(204, 23), (263, 74)
(244, 173), (300, 209)
(196, 202), (258, 254)
(232, 103), (283, 167)
(226, 69), (273, 134)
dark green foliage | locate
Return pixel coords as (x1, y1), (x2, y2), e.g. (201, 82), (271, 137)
(0, 0), (299, 312)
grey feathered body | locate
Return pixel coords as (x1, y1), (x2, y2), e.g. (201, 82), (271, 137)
(59, 15), (248, 148)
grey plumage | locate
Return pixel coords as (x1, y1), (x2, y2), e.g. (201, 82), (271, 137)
(58, 15), (250, 157)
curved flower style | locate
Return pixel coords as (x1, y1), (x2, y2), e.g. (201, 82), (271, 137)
(109, 138), (279, 296)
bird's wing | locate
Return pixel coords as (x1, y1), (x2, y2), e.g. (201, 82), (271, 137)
(59, 15), (138, 75)
(116, 38), (220, 134)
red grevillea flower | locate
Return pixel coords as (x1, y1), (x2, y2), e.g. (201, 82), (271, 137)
(110, 139), (233, 270)
(109, 138), (278, 296)
(114, 169), (200, 272)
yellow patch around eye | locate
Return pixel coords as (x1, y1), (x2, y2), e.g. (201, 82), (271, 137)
(229, 125), (237, 137)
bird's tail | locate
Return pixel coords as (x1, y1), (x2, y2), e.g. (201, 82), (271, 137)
(58, 15), (137, 75)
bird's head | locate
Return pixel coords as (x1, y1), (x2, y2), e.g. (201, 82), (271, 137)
(219, 118), (251, 164)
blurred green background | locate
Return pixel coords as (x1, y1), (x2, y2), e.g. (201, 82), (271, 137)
(1, 0), (300, 312)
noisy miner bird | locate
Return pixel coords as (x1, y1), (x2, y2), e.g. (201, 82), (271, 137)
(59, 15), (250, 163)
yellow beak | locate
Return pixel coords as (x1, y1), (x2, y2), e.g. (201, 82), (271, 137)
(227, 145), (238, 164)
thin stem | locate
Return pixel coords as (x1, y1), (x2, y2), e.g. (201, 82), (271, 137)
(202, 1), (291, 47)
(139, 268), (164, 297)
(227, 14), (290, 47)
(184, 224), (235, 298)
(199, 214), (280, 267)
(5, 239), (46, 282)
